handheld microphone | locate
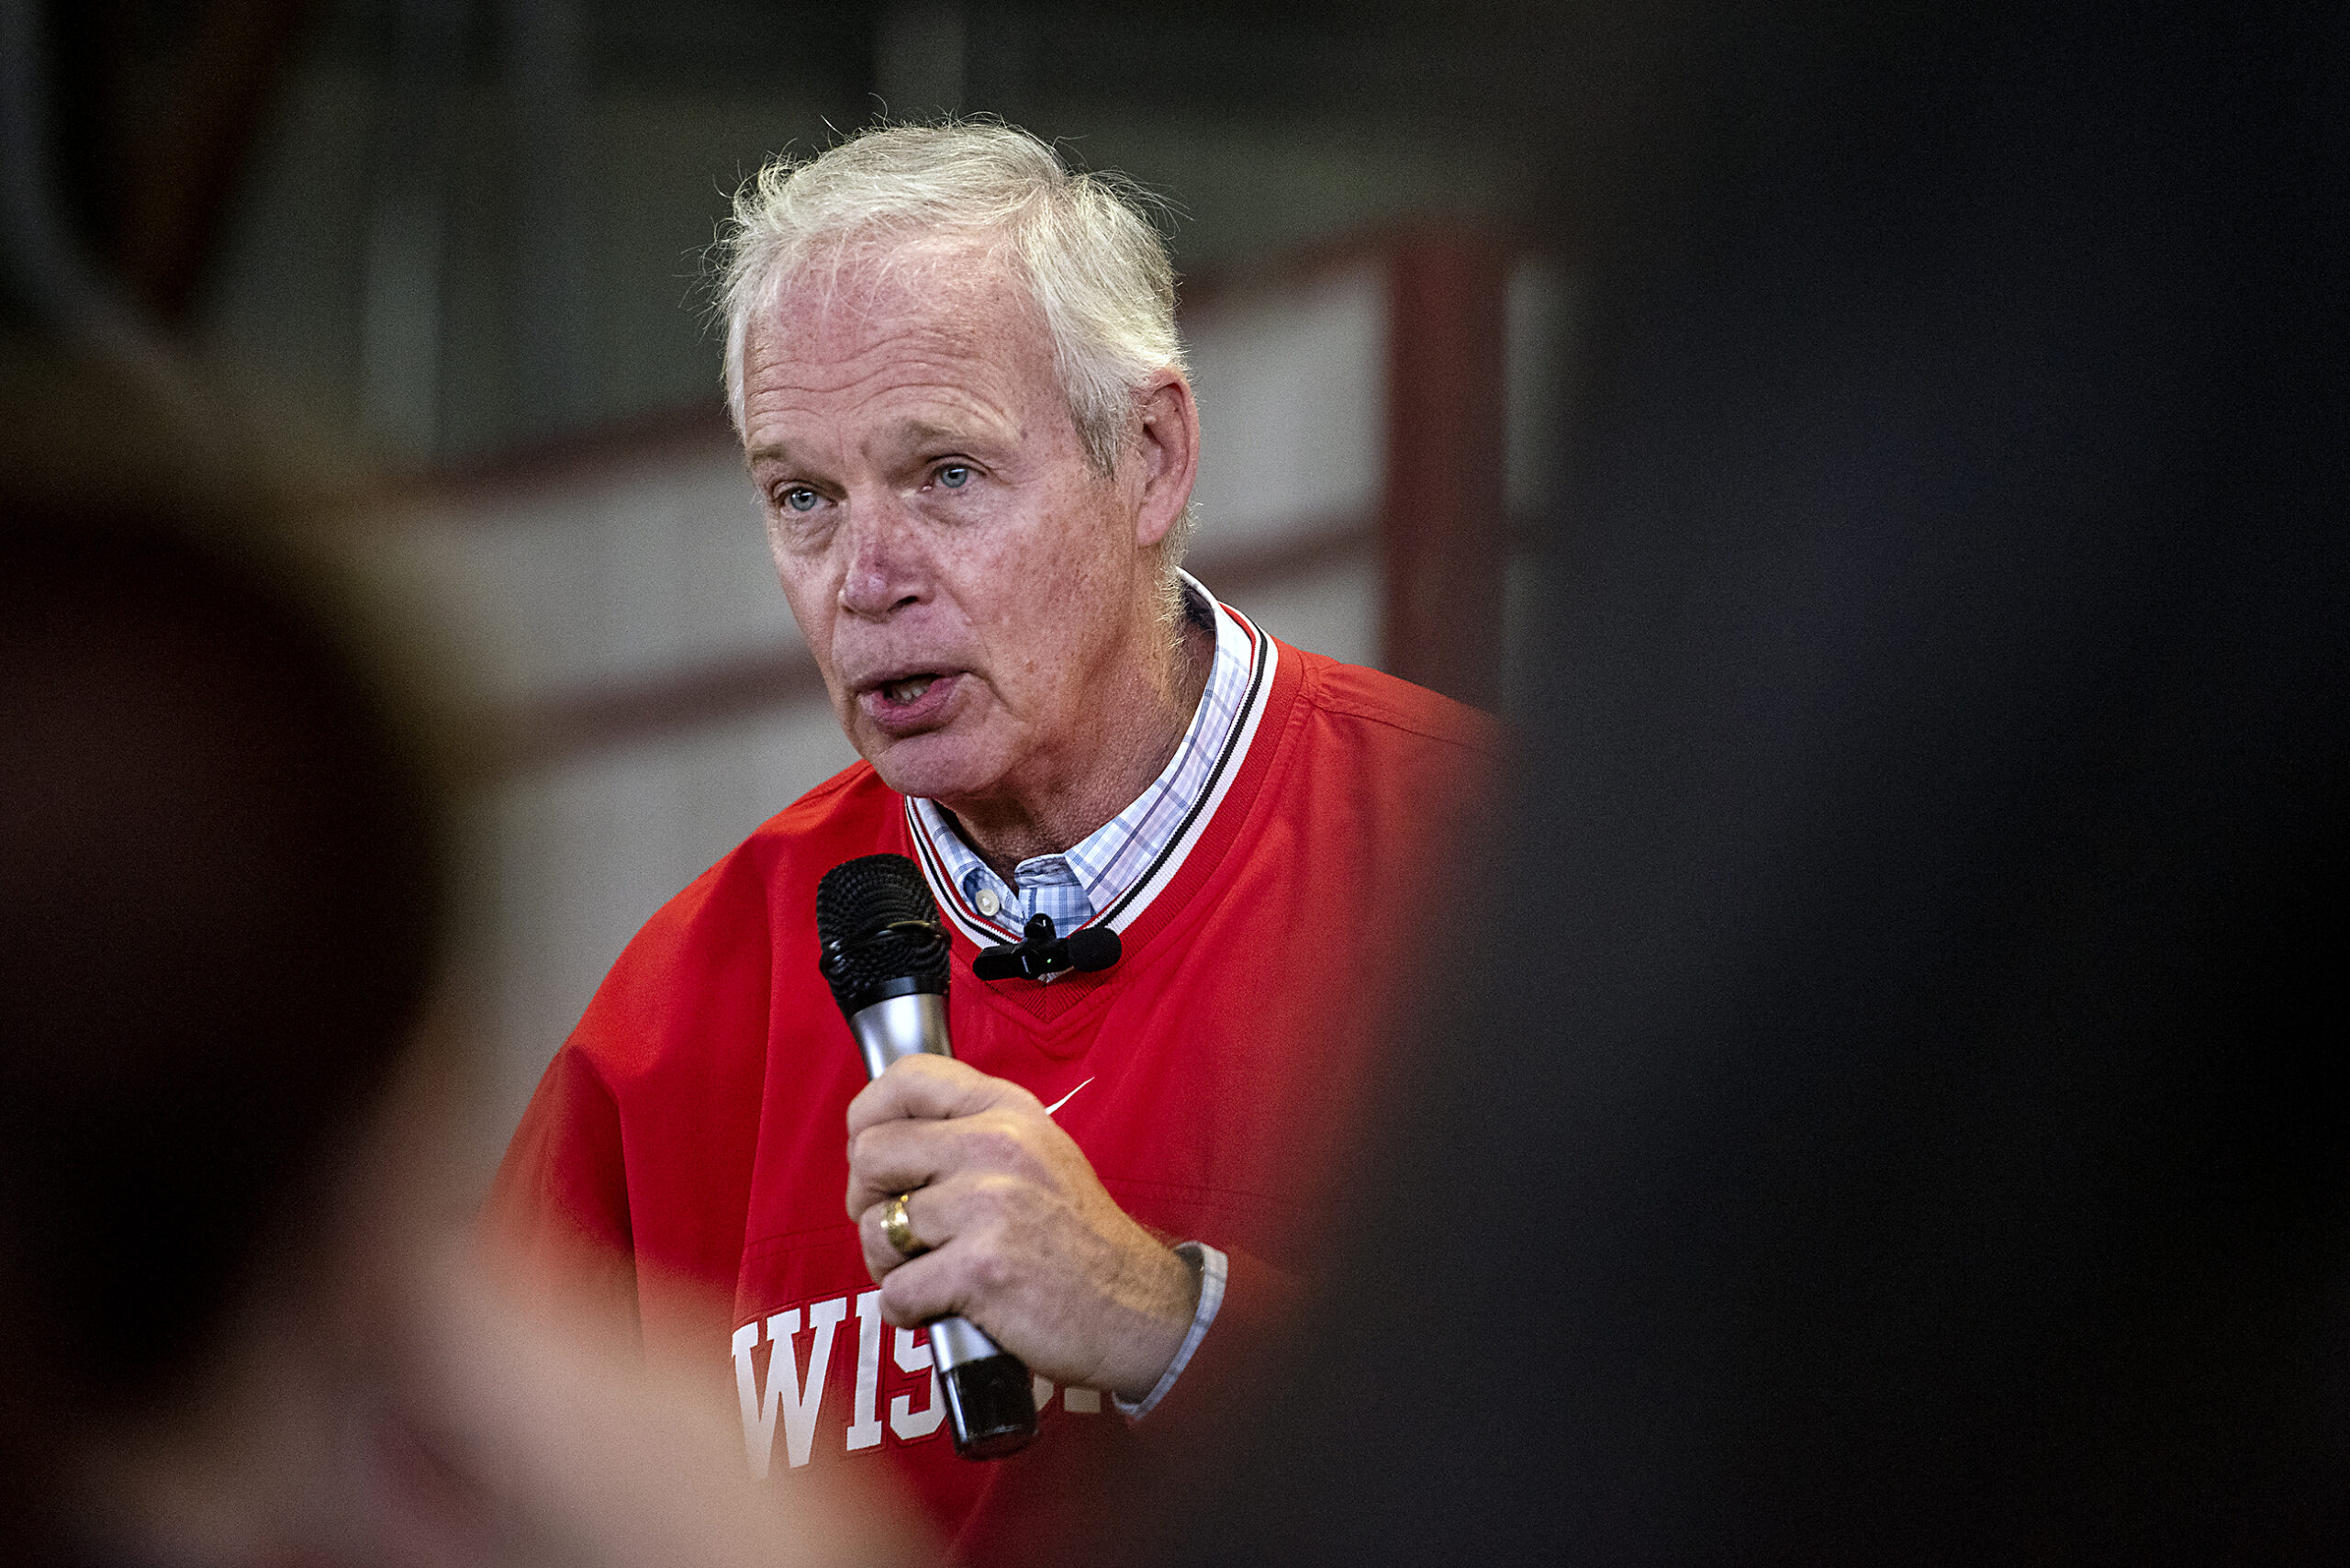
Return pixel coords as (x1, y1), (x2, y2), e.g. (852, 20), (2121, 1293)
(815, 854), (1038, 1462)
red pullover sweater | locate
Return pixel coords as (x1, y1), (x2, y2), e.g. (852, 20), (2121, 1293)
(490, 625), (1494, 1559)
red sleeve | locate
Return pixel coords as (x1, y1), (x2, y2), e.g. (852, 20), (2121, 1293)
(483, 1042), (635, 1289)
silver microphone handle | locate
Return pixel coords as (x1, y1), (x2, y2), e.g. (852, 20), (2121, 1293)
(847, 991), (1003, 1374)
(847, 991), (951, 1080)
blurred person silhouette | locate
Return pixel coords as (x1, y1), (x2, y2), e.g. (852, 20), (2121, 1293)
(1119, 3), (2347, 1564)
(0, 474), (923, 1568)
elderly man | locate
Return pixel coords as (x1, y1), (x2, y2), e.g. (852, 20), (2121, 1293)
(492, 123), (1491, 1557)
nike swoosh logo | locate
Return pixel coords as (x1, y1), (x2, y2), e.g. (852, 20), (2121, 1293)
(1042, 1078), (1094, 1118)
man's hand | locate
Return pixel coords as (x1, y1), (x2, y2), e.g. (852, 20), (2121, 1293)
(844, 1054), (1199, 1401)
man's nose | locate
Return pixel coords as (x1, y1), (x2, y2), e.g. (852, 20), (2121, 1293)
(836, 494), (926, 619)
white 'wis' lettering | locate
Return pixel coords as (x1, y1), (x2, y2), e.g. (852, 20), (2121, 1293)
(733, 1288), (1103, 1472)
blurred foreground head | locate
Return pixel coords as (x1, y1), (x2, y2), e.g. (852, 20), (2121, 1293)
(0, 479), (917, 1568)
(1159, 4), (2349, 1564)
(0, 485), (450, 1550)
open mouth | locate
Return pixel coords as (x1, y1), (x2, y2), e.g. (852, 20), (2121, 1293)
(860, 669), (960, 733)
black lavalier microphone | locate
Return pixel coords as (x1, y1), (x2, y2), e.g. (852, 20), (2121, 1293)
(974, 912), (1122, 982)
(815, 854), (1039, 1462)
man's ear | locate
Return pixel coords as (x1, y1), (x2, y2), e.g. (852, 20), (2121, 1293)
(1129, 371), (1200, 551)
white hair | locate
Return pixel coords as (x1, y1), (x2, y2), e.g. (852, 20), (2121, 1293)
(718, 122), (1187, 483)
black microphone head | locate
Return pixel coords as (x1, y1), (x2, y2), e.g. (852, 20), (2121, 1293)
(1066, 925), (1122, 972)
(815, 854), (950, 1017)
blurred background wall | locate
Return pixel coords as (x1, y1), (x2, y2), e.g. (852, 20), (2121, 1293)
(2, 0), (1577, 1167)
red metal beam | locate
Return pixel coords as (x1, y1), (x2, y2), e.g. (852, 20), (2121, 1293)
(1379, 229), (1510, 711)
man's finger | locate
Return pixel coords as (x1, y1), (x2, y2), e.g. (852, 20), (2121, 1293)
(845, 1110), (1049, 1222)
(844, 1125), (942, 1224)
(856, 1192), (937, 1280)
(844, 1053), (1036, 1139)
(852, 1178), (1007, 1296)
(864, 1193), (1017, 1329)
(868, 1247), (966, 1331)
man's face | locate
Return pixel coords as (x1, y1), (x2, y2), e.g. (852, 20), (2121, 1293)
(742, 248), (1158, 813)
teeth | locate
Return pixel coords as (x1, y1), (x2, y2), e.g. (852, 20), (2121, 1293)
(884, 677), (934, 703)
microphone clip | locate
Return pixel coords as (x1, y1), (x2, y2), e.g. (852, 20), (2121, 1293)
(973, 913), (1121, 983)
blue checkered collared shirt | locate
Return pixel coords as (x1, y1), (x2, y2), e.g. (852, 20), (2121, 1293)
(905, 571), (1246, 1417)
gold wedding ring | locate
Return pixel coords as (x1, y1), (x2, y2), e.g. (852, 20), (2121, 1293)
(882, 1191), (927, 1259)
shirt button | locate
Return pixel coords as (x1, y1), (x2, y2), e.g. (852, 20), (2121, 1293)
(975, 888), (1001, 916)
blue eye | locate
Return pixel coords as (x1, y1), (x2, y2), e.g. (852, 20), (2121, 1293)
(781, 487), (819, 513)
(936, 464), (970, 489)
